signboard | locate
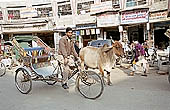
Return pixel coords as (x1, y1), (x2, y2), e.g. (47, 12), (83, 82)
(90, 1), (113, 15)
(20, 8), (38, 18)
(121, 9), (149, 24)
(76, 24), (96, 30)
(57, 16), (75, 27)
(76, 14), (96, 24)
(149, 11), (170, 23)
(57, 0), (70, 3)
(97, 12), (120, 27)
(2, 24), (48, 33)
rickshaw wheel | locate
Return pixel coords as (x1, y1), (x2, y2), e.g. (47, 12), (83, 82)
(0, 62), (6, 77)
(168, 74), (170, 84)
(76, 70), (104, 100)
(15, 68), (32, 94)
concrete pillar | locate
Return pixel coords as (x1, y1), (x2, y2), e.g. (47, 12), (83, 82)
(1, 6), (8, 22)
(98, 28), (103, 40)
(119, 26), (123, 42)
(78, 35), (83, 48)
(147, 23), (150, 40)
(1, 33), (3, 39)
(120, 32), (123, 42)
(104, 31), (107, 40)
(54, 32), (60, 53)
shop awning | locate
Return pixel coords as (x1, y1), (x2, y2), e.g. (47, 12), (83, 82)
(153, 21), (170, 27)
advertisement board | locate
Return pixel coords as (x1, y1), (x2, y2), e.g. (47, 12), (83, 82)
(121, 9), (149, 24)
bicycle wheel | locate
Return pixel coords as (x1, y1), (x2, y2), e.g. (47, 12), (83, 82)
(0, 62), (6, 77)
(76, 70), (104, 99)
(15, 68), (32, 94)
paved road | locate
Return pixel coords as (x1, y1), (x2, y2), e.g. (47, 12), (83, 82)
(0, 67), (170, 110)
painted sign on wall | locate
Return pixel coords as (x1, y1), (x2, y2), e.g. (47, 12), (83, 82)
(121, 9), (149, 24)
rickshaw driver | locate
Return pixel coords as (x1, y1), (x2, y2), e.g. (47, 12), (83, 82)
(58, 27), (79, 89)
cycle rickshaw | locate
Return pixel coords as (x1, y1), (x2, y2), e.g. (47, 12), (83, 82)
(12, 35), (104, 99)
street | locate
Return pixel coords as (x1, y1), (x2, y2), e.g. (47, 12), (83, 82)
(0, 67), (170, 110)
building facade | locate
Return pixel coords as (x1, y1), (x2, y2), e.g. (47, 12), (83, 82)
(0, 0), (169, 50)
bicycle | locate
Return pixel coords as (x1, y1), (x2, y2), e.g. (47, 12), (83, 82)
(54, 59), (104, 99)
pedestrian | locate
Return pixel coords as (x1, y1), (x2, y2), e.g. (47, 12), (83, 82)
(129, 41), (145, 76)
(140, 56), (148, 76)
(143, 40), (149, 57)
(58, 27), (78, 89)
(74, 40), (80, 55)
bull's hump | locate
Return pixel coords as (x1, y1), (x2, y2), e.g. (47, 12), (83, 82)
(86, 46), (98, 50)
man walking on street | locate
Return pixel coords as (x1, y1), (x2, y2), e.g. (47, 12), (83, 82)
(58, 27), (78, 89)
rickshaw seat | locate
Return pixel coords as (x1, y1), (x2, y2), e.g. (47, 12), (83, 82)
(24, 47), (45, 57)
(32, 55), (51, 63)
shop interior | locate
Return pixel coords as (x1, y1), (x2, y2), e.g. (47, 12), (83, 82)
(128, 25), (144, 44)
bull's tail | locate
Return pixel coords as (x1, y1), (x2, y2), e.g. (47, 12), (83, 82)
(79, 48), (85, 70)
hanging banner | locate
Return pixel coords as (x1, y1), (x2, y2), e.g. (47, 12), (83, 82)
(121, 9), (149, 24)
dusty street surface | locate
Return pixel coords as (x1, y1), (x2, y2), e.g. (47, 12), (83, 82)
(0, 66), (170, 110)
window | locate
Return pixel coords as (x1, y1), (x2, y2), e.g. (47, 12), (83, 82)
(101, 0), (120, 8)
(77, 1), (94, 15)
(7, 6), (26, 20)
(126, 0), (147, 7)
(154, 0), (166, 2)
(8, 10), (20, 20)
(37, 7), (53, 17)
(137, 0), (147, 5)
(32, 3), (53, 18)
(101, 0), (111, 2)
(0, 11), (3, 20)
(58, 4), (72, 16)
(112, 0), (120, 8)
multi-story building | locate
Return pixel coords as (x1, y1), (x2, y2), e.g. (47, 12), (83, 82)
(0, 0), (170, 50)
(0, 0), (55, 48)
(149, 0), (170, 49)
(119, 0), (169, 49)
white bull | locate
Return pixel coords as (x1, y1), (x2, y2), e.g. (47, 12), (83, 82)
(79, 41), (124, 85)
